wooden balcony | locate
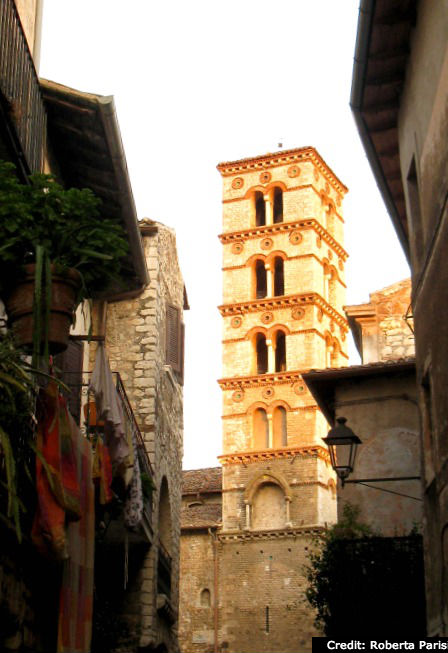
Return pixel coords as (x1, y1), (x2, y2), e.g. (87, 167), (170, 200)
(0, 0), (46, 173)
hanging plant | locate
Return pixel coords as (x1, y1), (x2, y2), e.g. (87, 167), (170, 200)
(0, 160), (129, 365)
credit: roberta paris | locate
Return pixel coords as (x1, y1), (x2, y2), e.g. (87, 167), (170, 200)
(312, 639), (448, 652)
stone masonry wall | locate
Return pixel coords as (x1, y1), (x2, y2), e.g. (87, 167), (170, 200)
(105, 220), (185, 652)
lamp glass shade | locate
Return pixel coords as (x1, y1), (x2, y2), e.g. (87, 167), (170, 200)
(322, 417), (362, 482)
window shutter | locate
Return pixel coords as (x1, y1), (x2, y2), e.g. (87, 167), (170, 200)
(179, 322), (185, 386)
(166, 304), (181, 374)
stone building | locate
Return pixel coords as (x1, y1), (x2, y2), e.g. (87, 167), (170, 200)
(84, 218), (187, 652)
(179, 147), (349, 653)
(345, 278), (414, 364)
(350, 0), (448, 635)
(304, 278), (421, 536)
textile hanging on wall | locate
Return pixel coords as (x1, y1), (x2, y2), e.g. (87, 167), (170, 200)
(89, 344), (129, 464)
(57, 413), (95, 653)
(124, 422), (143, 529)
(32, 381), (81, 559)
(92, 438), (113, 505)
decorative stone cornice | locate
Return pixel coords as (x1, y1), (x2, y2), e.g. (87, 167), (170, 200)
(216, 146), (348, 195)
(217, 525), (325, 542)
(218, 444), (330, 465)
(218, 292), (349, 330)
(218, 369), (304, 390)
(218, 218), (348, 260)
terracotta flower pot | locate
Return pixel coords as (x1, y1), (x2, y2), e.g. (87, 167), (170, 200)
(4, 264), (82, 354)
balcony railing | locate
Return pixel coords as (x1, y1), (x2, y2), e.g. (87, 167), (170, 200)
(0, 0), (46, 172)
(157, 540), (172, 597)
(58, 370), (154, 541)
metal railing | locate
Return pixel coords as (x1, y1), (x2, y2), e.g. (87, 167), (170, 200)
(0, 0), (46, 172)
(58, 370), (154, 532)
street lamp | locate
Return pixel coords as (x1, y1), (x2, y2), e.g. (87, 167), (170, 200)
(322, 417), (361, 486)
(322, 417), (421, 494)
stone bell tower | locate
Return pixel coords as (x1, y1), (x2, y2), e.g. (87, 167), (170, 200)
(215, 147), (349, 652)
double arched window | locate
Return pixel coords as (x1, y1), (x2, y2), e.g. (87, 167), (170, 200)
(250, 186), (284, 227)
(251, 327), (288, 375)
(251, 404), (289, 450)
(251, 254), (285, 300)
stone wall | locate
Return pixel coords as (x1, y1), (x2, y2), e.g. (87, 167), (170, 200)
(345, 278), (414, 364)
(104, 219), (185, 652)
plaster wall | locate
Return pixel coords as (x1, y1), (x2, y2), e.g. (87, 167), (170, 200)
(334, 373), (421, 537)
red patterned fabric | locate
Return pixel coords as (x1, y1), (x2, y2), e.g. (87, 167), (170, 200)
(32, 381), (81, 559)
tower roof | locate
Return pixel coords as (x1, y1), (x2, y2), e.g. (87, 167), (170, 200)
(217, 146), (348, 194)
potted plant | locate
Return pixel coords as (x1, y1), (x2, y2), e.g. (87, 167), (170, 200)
(0, 161), (129, 362)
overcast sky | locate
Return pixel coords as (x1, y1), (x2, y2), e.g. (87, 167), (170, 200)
(40, 0), (410, 470)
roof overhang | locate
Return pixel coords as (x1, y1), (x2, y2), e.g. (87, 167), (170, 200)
(350, 0), (416, 262)
(40, 79), (149, 297)
(303, 359), (416, 424)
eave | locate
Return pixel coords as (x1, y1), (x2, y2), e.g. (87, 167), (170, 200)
(40, 79), (149, 297)
(350, 0), (417, 262)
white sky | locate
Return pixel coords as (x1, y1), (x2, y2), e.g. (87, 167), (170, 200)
(39, 0), (410, 471)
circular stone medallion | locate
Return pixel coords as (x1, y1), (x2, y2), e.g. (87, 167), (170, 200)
(231, 241), (244, 255)
(232, 390), (244, 402)
(289, 230), (303, 245)
(261, 312), (273, 324)
(259, 171), (271, 184)
(232, 177), (244, 190)
(260, 237), (273, 251)
(293, 382), (306, 395)
(291, 307), (305, 320)
(287, 165), (300, 178)
(231, 316), (242, 328)
(262, 386), (275, 399)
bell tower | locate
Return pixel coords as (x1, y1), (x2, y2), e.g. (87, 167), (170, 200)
(215, 147), (349, 651)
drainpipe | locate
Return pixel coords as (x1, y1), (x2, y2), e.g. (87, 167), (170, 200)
(209, 528), (219, 653)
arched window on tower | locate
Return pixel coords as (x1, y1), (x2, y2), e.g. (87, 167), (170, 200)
(254, 191), (266, 226)
(274, 331), (286, 372)
(273, 406), (287, 447)
(273, 187), (283, 223)
(252, 482), (285, 529)
(273, 257), (284, 296)
(254, 259), (267, 299)
(255, 333), (268, 374)
(253, 408), (269, 449)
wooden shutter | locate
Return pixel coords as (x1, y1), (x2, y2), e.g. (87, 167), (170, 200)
(165, 304), (181, 374)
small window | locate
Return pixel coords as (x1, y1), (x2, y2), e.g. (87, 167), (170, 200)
(273, 187), (283, 223)
(274, 331), (286, 372)
(255, 191), (266, 226)
(255, 260), (267, 299)
(253, 408), (269, 449)
(200, 588), (211, 607)
(255, 333), (268, 375)
(273, 406), (287, 447)
(273, 257), (284, 296)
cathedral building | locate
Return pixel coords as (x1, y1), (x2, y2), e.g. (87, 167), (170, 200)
(179, 147), (349, 653)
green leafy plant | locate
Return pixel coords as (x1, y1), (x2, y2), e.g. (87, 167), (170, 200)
(0, 333), (36, 540)
(0, 160), (129, 363)
(305, 503), (426, 636)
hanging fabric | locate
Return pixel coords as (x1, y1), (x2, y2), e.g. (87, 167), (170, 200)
(124, 422), (143, 529)
(32, 381), (81, 559)
(57, 412), (95, 653)
(89, 344), (129, 464)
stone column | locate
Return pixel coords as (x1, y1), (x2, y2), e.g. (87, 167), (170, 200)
(267, 413), (273, 448)
(265, 263), (273, 297)
(265, 194), (273, 226)
(244, 502), (251, 530)
(267, 339), (275, 373)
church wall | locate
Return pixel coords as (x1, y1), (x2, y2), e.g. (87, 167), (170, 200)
(216, 534), (319, 653)
(178, 531), (216, 653)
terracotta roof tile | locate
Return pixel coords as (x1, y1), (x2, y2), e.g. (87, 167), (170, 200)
(182, 467), (222, 495)
(181, 503), (222, 530)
